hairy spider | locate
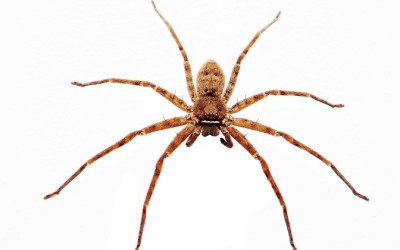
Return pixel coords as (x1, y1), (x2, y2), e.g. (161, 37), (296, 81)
(45, 1), (369, 249)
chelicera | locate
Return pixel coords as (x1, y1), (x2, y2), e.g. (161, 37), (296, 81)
(45, 1), (368, 249)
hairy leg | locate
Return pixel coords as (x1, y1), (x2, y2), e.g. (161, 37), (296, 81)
(227, 126), (297, 250)
(135, 124), (195, 250)
(230, 89), (344, 113)
(223, 11), (281, 103)
(72, 78), (191, 113)
(233, 118), (369, 201)
(151, 0), (197, 102)
(44, 117), (188, 199)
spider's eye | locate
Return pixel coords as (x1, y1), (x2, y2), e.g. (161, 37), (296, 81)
(205, 71), (209, 76)
(214, 72), (218, 76)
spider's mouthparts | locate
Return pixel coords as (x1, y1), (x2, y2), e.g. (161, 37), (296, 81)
(201, 126), (220, 137)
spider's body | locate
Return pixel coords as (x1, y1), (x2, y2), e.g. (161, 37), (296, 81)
(191, 60), (231, 145)
(45, 1), (368, 250)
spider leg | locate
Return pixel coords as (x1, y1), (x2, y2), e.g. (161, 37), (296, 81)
(72, 78), (191, 112)
(233, 118), (369, 201)
(135, 124), (195, 250)
(44, 117), (188, 199)
(230, 89), (344, 114)
(227, 126), (297, 250)
(223, 11), (281, 103)
(151, 0), (197, 103)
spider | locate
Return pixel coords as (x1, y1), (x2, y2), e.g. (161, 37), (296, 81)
(44, 1), (369, 249)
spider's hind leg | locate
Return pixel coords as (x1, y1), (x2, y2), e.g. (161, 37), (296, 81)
(151, 0), (197, 103)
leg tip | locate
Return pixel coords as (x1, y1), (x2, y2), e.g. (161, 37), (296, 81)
(334, 103), (345, 108)
(71, 81), (83, 87)
(44, 192), (58, 200)
(355, 192), (369, 201)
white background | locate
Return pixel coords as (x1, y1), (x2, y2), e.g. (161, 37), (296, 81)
(1, 0), (399, 250)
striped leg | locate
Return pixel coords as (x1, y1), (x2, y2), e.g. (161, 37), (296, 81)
(223, 11), (281, 103)
(227, 126), (297, 250)
(44, 117), (188, 199)
(230, 89), (344, 114)
(72, 78), (191, 112)
(233, 118), (369, 201)
(151, 0), (197, 102)
(135, 124), (195, 250)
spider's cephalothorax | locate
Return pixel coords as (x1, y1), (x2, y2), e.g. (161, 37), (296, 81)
(45, 1), (368, 250)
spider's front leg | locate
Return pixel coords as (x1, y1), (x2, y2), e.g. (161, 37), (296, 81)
(135, 124), (195, 250)
(223, 11), (281, 103)
(227, 126), (297, 250)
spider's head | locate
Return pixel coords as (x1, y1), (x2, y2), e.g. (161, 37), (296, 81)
(196, 60), (225, 97)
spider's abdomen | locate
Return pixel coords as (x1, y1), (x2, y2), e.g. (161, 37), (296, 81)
(193, 96), (226, 122)
(196, 60), (225, 97)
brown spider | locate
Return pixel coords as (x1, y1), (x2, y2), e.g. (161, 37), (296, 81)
(44, 1), (369, 249)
